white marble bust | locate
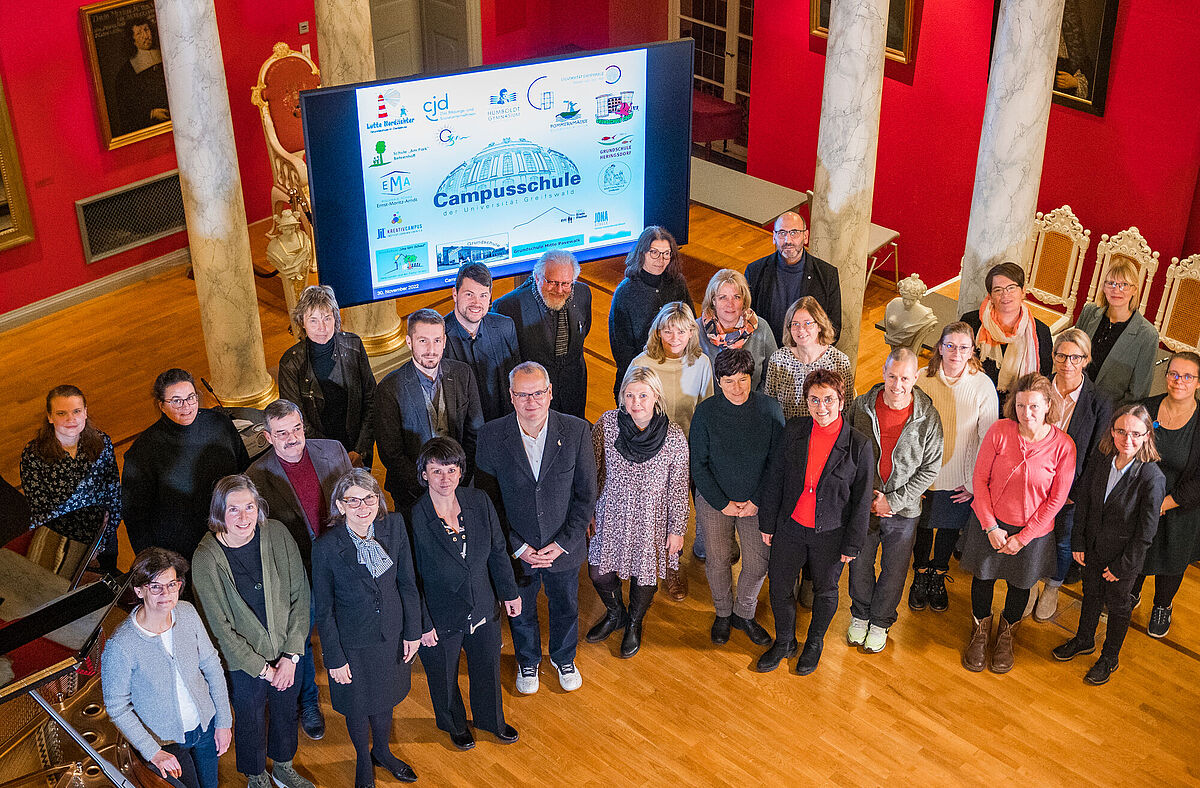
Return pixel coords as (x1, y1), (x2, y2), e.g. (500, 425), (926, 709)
(884, 274), (938, 354)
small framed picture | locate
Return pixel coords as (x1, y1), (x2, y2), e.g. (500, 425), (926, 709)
(810, 0), (916, 65)
(81, 0), (173, 149)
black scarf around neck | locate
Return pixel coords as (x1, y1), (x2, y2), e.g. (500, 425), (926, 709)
(615, 409), (669, 464)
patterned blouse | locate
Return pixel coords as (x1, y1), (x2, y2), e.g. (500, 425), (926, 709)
(589, 410), (690, 585)
(764, 345), (853, 419)
(19, 432), (121, 543)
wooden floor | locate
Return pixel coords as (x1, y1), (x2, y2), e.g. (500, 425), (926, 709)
(2, 206), (1198, 786)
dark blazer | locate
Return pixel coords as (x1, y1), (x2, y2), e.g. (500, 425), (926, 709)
(758, 416), (874, 557)
(492, 277), (592, 419)
(1142, 394), (1200, 511)
(608, 271), (694, 398)
(960, 309), (1054, 389)
(373, 359), (484, 511)
(246, 439), (352, 575)
(1062, 375), (1113, 494)
(310, 514), (422, 670)
(408, 488), (520, 634)
(745, 250), (842, 346)
(278, 331), (376, 459)
(443, 311), (521, 423)
(1071, 453), (1166, 581)
(474, 411), (598, 572)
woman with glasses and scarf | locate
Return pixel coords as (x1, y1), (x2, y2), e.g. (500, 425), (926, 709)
(961, 262), (1054, 403)
(311, 469), (422, 787)
(696, 269), (778, 392)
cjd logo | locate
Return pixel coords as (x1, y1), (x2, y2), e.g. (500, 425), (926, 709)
(424, 94), (449, 121)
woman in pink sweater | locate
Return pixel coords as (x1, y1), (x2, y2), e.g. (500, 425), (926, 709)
(960, 373), (1075, 674)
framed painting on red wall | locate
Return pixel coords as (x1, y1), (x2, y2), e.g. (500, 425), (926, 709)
(811, 0), (916, 65)
(81, 0), (173, 149)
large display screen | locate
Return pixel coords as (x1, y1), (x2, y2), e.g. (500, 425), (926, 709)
(301, 40), (693, 307)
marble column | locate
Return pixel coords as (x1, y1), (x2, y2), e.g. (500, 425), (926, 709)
(957, 0), (1066, 313)
(809, 0), (889, 371)
(154, 0), (277, 408)
(314, 0), (406, 355)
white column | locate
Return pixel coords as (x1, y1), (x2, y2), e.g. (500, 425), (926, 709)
(808, 0), (889, 369)
(314, 0), (406, 355)
(155, 0), (277, 407)
(957, 0), (1066, 313)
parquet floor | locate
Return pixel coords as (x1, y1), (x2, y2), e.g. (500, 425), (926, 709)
(1, 205), (1196, 786)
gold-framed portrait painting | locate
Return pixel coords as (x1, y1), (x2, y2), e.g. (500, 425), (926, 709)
(81, 0), (172, 149)
(810, 0), (916, 65)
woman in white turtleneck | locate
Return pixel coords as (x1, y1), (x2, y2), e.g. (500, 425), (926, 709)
(909, 322), (1000, 612)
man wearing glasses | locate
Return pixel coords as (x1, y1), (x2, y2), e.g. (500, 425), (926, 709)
(492, 249), (593, 418)
(745, 211), (842, 347)
(474, 362), (598, 695)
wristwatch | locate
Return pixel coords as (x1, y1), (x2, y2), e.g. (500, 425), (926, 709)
(283, 653), (300, 664)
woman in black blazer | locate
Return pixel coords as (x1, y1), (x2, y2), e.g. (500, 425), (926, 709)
(1032, 329), (1113, 621)
(755, 368), (874, 676)
(311, 469), (421, 788)
(1053, 404), (1165, 685)
(410, 437), (521, 751)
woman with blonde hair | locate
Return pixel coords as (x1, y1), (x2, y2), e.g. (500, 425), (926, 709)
(1074, 257), (1158, 405)
(630, 301), (713, 437)
(696, 269), (777, 390)
(764, 296), (852, 419)
(587, 366), (690, 658)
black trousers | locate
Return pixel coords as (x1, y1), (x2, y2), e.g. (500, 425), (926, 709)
(228, 667), (300, 776)
(1078, 565), (1136, 660)
(767, 524), (846, 645)
(418, 617), (505, 736)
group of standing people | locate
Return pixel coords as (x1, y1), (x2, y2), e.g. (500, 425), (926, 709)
(14, 216), (1193, 786)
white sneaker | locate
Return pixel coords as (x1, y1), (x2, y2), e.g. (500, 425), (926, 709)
(551, 660), (583, 692)
(862, 624), (889, 653)
(515, 663), (539, 694)
(846, 617), (869, 646)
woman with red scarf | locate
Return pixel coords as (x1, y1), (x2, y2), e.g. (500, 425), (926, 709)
(961, 262), (1053, 402)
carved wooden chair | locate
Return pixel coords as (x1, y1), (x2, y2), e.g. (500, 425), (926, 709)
(251, 42), (320, 220)
(1020, 205), (1090, 333)
(1086, 226), (1160, 315)
(1154, 253), (1200, 354)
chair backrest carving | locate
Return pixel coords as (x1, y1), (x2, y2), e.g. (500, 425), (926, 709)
(1023, 206), (1090, 324)
(1086, 226), (1160, 314)
(1155, 253), (1200, 354)
(251, 43), (320, 214)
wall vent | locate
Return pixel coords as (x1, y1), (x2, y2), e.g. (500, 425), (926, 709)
(75, 170), (186, 263)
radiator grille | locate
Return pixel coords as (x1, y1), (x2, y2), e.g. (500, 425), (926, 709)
(75, 170), (186, 263)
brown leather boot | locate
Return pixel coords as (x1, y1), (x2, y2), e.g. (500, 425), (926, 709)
(665, 564), (688, 601)
(990, 616), (1019, 674)
(962, 615), (992, 672)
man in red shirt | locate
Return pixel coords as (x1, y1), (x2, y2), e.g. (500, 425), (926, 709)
(845, 349), (944, 654)
(247, 399), (352, 741)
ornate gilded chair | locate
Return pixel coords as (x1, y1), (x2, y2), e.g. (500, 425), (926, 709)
(1020, 205), (1090, 333)
(1085, 226), (1160, 315)
(251, 42), (320, 219)
(1154, 253), (1200, 354)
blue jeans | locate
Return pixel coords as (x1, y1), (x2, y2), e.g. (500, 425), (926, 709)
(507, 565), (579, 667)
(1052, 504), (1076, 583)
(297, 597), (319, 709)
(156, 721), (218, 788)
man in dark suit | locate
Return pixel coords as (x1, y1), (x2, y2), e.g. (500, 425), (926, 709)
(374, 309), (484, 519)
(745, 211), (842, 346)
(492, 249), (592, 419)
(246, 398), (352, 741)
(444, 263), (521, 422)
(475, 362), (598, 694)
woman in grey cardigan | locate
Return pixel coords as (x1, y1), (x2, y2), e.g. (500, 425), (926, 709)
(1074, 257), (1158, 406)
(192, 475), (313, 788)
(696, 268), (778, 391)
(101, 548), (232, 788)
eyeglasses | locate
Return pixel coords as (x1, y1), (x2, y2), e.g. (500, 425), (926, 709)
(144, 579), (185, 595)
(1167, 371), (1198, 383)
(512, 388), (551, 402)
(941, 342), (974, 353)
(541, 277), (574, 291)
(990, 284), (1023, 297)
(789, 319), (817, 330)
(163, 393), (198, 408)
(1054, 352), (1087, 365)
(645, 249), (672, 260)
(341, 494), (379, 509)
(1103, 280), (1132, 292)
(807, 395), (840, 408)
(1112, 428), (1148, 439)
(774, 228), (807, 240)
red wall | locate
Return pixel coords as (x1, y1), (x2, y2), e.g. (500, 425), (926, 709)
(0, 0), (316, 314)
(480, 0), (664, 65)
(748, 0), (1200, 317)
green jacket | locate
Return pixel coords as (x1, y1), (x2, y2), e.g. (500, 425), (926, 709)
(192, 519), (310, 678)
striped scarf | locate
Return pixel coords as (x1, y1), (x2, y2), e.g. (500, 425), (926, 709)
(346, 522), (393, 578)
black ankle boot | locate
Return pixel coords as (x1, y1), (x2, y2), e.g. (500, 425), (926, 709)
(586, 586), (627, 642)
(620, 583), (657, 658)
